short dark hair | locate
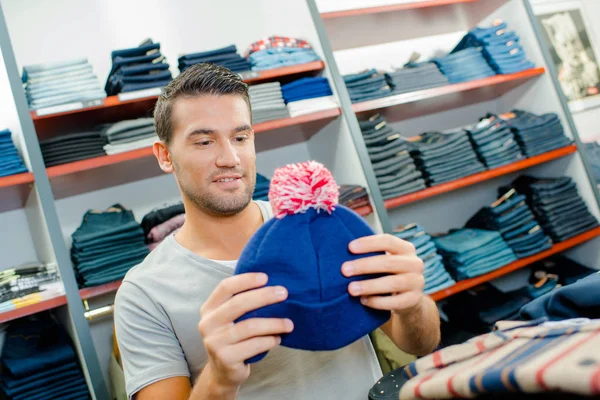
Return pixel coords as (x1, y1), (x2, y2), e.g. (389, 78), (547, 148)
(154, 63), (251, 144)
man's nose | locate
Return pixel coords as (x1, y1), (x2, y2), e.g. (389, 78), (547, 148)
(216, 141), (240, 167)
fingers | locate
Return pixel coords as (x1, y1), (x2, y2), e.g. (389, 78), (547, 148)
(360, 291), (423, 311)
(347, 273), (425, 297)
(349, 234), (416, 255)
(201, 273), (268, 315)
(220, 336), (283, 365)
(342, 254), (424, 277)
(226, 318), (294, 344)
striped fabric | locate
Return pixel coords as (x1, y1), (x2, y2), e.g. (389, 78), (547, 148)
(400, 319), (600, 399)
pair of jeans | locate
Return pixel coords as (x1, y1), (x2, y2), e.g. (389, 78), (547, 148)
(344, 70), (393, 103)
(178, 45), (250, 73)
(281, 77), (332, 103)
(248, 47), (320, 71)
(433, 48), (496, 83)
(385, 63), (449, 94)
(0, 129), (27, 176)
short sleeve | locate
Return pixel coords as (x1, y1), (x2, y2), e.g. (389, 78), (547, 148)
(114, 281), (191, 398)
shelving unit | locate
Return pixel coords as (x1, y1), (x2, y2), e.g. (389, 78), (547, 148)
(320, 0), (478, 19)
(0, 171), (34, 212)
(0, 294), (67, 324)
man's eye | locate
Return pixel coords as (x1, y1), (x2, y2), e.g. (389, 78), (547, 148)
(195, 141), (211, 146)
(234, 136), (248, 143)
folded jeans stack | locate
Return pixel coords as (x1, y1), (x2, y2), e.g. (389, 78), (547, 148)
(344, 69), (393, 103)
(245, 36), (321, 71)
(71, 204), (149, 287)
(253, 173), (270, 201)
(465, 114), (525, 169)
(0, 262), (63, 314)
(504, 176), (599, 242)
(40, 127), (107, 167)
(339, 185), (370, 210)
(142, 203), (186, 250)
(22, 58), (106, 111)
(434, 228), (517, 280)
(394, 224), (456, 294)
(0, 314), (90, 400)
(281, 77), (338, 117)
(408, 129), (486, 186)
(178, 44), (250, 73)
(432, 47), (496, 84)
(452, 21), (536, 74)
(501, 109), (572, 157)
(384, 63), (449, 94)
(101, 118), (157, 155)
(249, 82), (289, 123)
(359, 115), (426, 199)
(583, 141), (600, 182)
(0, 129), (27, 177)
(466, 189), (553, 258)
(105, 41), (172, 96)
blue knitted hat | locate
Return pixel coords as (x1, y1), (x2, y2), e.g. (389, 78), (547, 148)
(234, 161), (390, 363)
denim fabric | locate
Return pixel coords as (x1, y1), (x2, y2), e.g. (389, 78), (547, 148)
(344, 70), (393, 103)
(248, 47), (320, 71)
(385, 63), (449, 94)
(381, 180), (427, 199)
(0, 129), (27, 176)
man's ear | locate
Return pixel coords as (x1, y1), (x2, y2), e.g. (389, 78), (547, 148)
(153, 140), (174, 173)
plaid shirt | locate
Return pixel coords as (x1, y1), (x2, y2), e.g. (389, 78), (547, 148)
(244, 35), (312, 57)
(400, 318), (600, 398)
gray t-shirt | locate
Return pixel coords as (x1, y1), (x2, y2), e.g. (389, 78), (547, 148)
(114, 201), (382, 399)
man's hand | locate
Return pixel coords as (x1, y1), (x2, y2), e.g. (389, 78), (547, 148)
(341, 233), (424, 314)
(195, 273), (294, 399)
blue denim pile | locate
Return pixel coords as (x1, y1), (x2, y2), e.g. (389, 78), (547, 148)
(0, 129), (27, 177)
(466, 189), (552, 258)
(409, 129), (486, 186)
(583, 142), (600, 182)
(282, 77), (337, 118)
(22, 58), (105, 111)
(344, 69), (393, 103)
(385, 63), (449, 94)
(434, 229), (517, 280)
(245, 36), (321, 71)
(249, 82), (289, 123)
(502, 110), (572, 157)
(452, 21), (535, 74)
(394, 224), (456, 294)
(178, 45), (250, 73)
(465, 114), (525, 169)
(71, 204), (149, 288)
(253, 173), (270, 201)
(1, 314), (90, 399)
(359, 115), (426, 199)
(105, 40), (172, 96)
(432, 48), (496, 84)
(503, 176), (599, 242)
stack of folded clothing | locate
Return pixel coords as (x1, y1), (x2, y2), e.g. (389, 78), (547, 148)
(1, 314), (90, 400)
(359, 115), (426, 199)
(253, 173), (270, 201)
(501, 109), (572, 157)
(466, 188), (552, 258)
(432, 47), (496, 83)
(142, 202), (185, 250)
(339, 185), (370, 210)
(281, 77), (337, 117)
(178, 45), (250, 73)
(343, 69), (393, 103)
(408, 128), (486, 186)
(583, 141), (600, 182)
(40, 127), (107, 167)
(0, 129), (27, 177)
(465, 114), (525, 168)
(71, 204), (149, 287)
(101, 118), (157, 155)
(434, 228), (517, 280)
(384, 63), (449, 94)
(105, 40), (172, 96)
(22, 58), (106, 111)
(504, 175), (599, 242)
(452, 21), (535, 74)
(245, 36), (321, 71)
(394, 224), (455, 294)
(249, 82), (289, 123)
(0, 262), (63, 314)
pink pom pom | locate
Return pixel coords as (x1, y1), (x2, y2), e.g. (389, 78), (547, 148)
(269, 161), (339, 219)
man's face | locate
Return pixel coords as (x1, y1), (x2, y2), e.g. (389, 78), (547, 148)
(168, 94), (256, 216)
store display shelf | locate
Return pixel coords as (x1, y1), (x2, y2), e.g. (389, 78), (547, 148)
(44, 109), (341, 199)
(352, 68), (546, 117)
(0, 172), (35, 212)
(431, 227), (600, 301)
(385, 145), (577, 210)
(243, 61), (325, 84)
(321, 0), (478, 19)
(353, 204), (373, 216)
(79, 280), (123, 299)
(0, 295), (68, 324)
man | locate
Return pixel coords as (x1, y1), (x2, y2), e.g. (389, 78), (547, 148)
(115, 63), (440, 400)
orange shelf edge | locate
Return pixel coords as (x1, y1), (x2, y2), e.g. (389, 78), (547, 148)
(384, 145), (577, 209)
(79, 280), (123, 299)
(321, 0), (478, 19)
(431, 227), (600, 301)
(0, 295), (68, 324)
(0, 172), (35, 188)
(352, 68), (546, 114)
(353, 205), (374, 216)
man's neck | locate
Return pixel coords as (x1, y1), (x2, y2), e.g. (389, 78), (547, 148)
(175, 200), (264, 261)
